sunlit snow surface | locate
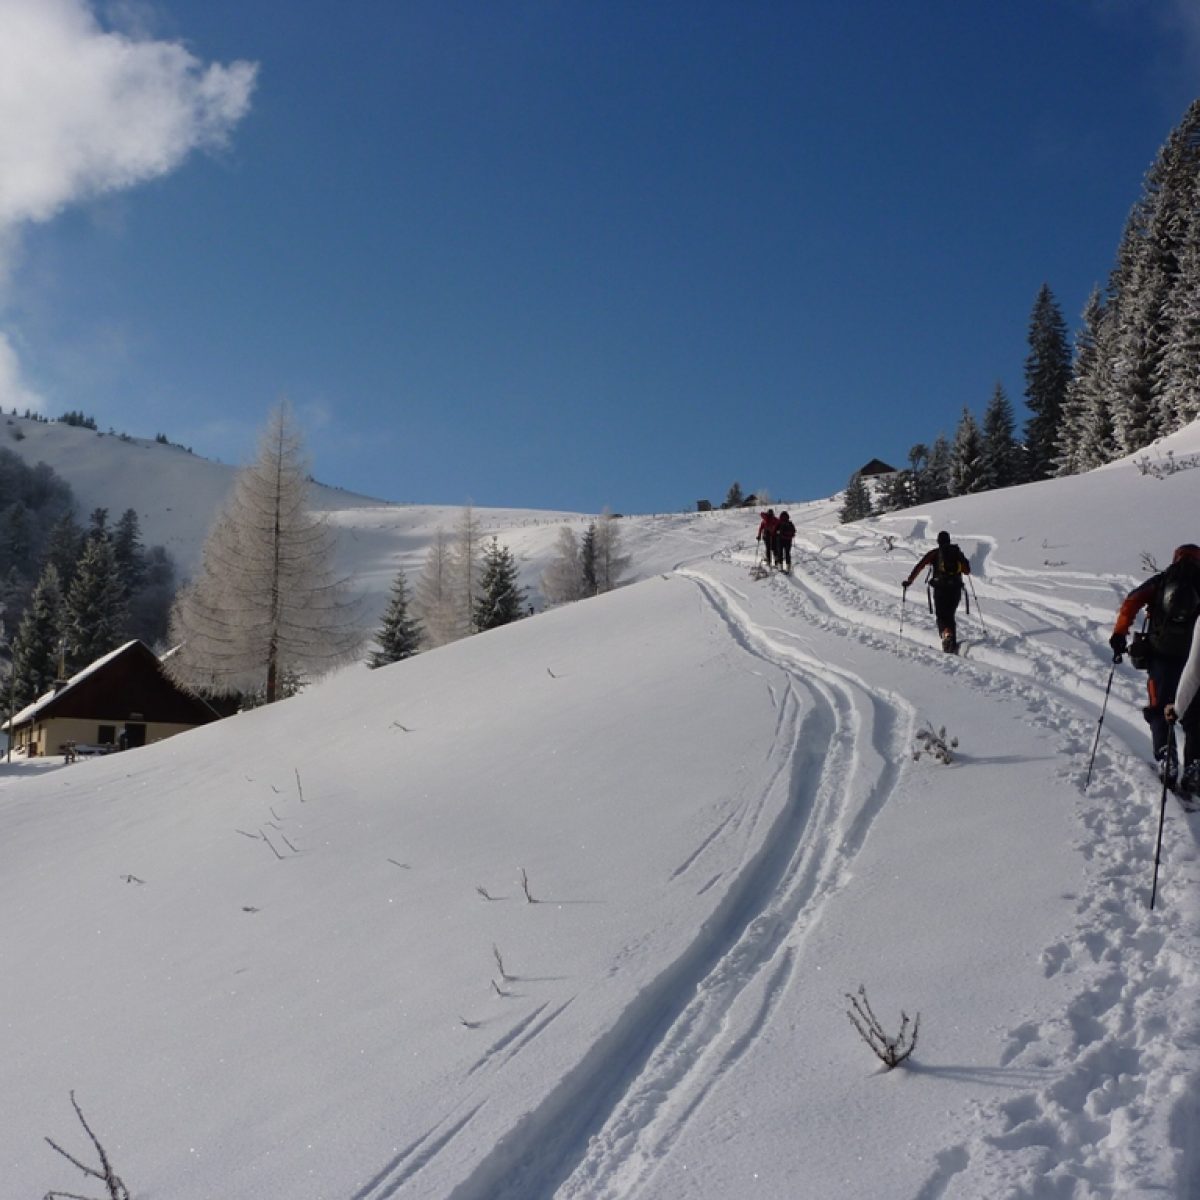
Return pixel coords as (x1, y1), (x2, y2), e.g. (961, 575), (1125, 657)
(3, 421), (1200, 1199)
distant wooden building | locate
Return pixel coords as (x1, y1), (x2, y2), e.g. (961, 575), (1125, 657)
(5, 640), (221, 758)
(858, 458), (899, 478)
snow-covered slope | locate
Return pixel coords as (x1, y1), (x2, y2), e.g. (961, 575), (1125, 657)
(3, 425), (1200, 1198)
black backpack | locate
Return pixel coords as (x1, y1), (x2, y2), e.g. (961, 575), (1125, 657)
(1149, 560), (1200, 657)
(930, 544), (966, 588)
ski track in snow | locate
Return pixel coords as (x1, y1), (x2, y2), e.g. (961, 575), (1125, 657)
(361, 521), (1200, 1199)
(406, 557), (915, 1200)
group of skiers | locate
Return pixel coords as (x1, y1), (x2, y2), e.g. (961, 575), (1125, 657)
(755, 508), (796, 572)
(756, 511), (1200, 792)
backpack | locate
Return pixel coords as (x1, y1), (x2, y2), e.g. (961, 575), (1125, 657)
(930, 544), (966, 588)
(1149, 560), (1200, 657)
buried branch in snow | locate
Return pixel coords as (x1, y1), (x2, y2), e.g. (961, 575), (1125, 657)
(845, 985), (919, 1070)
(44, 1091), (131, 1200)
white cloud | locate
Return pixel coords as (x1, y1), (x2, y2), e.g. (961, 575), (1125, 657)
(0, 0), (256, 411)
(0, 0), (257, 230)
(0, 332), (45, 410)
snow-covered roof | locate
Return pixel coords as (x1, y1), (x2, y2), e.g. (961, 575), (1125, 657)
(4, 640), (142, 729)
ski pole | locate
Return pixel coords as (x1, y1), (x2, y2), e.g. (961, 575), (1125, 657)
(899, 584), (907, 641)
(968, 576), (986, 636)
(1084, 659), (1117, 791)
(1150, 725), (1176, 910)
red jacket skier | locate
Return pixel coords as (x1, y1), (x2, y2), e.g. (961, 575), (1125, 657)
(756, 508), (779, 566)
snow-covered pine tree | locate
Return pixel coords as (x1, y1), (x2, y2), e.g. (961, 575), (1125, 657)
(166, 402), (363, 703)
(591, 510), (631, 594)
(905, 444), (931, 503)
(924, 435), (953, 501)
(873, 469), (913, 513)
(838, 471), (872, 523)
(112, 508), (146, 599)
(413, 529), (458, 649)
(1055, 288), (1110, 475)
(541, 526), (587, 605)
(368, 567), (422, 668)
(473, 538), (527, 631)
(42, 512), (83, 592)
(1156, 168), (1200, 430)
(64, 535), (127, 672)
(950, 407), (984, 495)
(1103, 101), (1200, 455)
(12, 562), (64, 705)
(1023, 284), (1071, 481)
(980, 384), (1019, 490)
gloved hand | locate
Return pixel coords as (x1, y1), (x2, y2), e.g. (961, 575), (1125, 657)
(1165, 703), (1178, 723)
(901, 580), (909, 590)
(1109, 632), (1127, 661)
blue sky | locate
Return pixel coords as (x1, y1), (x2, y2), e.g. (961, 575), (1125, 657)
(2, 1), (1199, 513)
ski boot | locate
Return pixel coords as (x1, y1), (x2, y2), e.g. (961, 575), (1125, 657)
(1157, 745), (1180, 789)
(1181, 759), (1200, 795)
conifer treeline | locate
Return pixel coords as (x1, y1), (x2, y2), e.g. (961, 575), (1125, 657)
(842, 99), (1200, 522)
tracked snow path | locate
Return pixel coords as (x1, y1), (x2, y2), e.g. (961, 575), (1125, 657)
(741, 526), (1200, 1198)
(442, 560), (915, 1200)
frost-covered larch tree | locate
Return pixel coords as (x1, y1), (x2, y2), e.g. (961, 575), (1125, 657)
(413, 529), (458, 649)
(368, 567), (422, 668)
(591, 510), (631, 594)
(450, 505), (484, 639)
(166, 403), (363, 703)
(541, 526), (587, 606)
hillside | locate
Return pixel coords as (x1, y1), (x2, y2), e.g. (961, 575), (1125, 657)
(0, 416), (603, 619)
(2, 425), (1200, 1198)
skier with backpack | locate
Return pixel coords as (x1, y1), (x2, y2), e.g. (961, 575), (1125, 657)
(775, 511), (796, 572)
(902, 530), (971, 653)
(1110, 544), (1200, 791)
(756, 508), (779, 571)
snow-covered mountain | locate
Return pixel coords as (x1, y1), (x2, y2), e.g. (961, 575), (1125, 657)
(0, 415), (608, 618)
(3, 421), (1200, 1199)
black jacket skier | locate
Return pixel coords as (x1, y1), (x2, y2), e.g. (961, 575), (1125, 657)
(902, 530), (971, 653)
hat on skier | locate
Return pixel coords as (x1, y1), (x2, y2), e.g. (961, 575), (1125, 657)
(936, 530), (950, 546)
(1172, 544), (1200, 563)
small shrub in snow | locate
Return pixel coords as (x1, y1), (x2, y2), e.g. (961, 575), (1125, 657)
(913, 723), (957, 764)
(845, 985), (919, 1070)
(1134, 449), (1200, 478)
(44, 1091), (131, 1200)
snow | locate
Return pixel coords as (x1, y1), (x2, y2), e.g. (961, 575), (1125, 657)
(4, 421), (1200, 1198)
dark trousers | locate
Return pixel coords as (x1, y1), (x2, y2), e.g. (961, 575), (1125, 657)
(1146, 653), (1200, 762)
(932, 584), (962, 642)
(777, 537), (791, 568)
